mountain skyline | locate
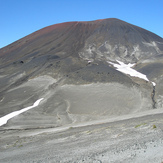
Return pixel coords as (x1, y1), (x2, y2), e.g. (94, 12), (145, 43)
(1, 0), (163, 48)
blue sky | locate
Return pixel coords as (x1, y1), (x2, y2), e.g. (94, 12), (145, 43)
(0, 0), (163, 48)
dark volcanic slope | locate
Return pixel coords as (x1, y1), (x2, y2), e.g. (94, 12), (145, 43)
(0, 21), (96, 63)
(0, 18), (162, 64)
(0, 18), (163, 129)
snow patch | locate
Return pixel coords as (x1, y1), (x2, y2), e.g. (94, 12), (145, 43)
(0, 98), (44, 126)
(108, 60), (156, 86)
(151, 82), (156, 86)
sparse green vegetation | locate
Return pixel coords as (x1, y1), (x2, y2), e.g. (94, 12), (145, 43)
(135, 123), (147, 128)
(152, 124), (157, 129)
(85, 130), (92, 134)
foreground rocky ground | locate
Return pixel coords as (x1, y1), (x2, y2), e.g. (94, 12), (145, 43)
(1, 109), (163, 163)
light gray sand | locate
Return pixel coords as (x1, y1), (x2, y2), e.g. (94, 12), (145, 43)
(0, 110), (163, 163)
(0, 78), (153, 129)
(0, 76), (162, 162)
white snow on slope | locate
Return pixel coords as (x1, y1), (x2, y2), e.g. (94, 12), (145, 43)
(108, 60), (156, 86)
(151, 82), (156, 86)
(0, 98), (44, 126)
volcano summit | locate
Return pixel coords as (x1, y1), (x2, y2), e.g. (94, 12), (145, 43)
(0, 18), (163, 162)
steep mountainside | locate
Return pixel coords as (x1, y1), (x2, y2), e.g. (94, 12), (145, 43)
(0, 18), (163, 129)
